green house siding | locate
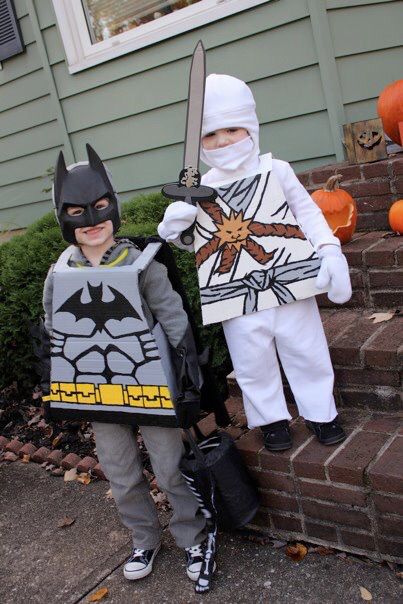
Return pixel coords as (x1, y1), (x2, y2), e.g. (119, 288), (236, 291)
(0, 0), (402, 231)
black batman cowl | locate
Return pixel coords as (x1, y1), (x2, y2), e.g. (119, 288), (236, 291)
(53, 144), (121, 244)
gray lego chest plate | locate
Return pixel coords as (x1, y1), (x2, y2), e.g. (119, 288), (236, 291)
(47, 244), (177, 426)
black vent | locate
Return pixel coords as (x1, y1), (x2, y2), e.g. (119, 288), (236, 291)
(0, 0), (24, 61)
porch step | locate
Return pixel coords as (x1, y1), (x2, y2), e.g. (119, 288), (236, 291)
(197, 400), (403, 563)
(227, 308), (402, 411)
(317, 231), (402, 311)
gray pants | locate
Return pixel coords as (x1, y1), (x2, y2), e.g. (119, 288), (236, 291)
(92, 422), (206, 550)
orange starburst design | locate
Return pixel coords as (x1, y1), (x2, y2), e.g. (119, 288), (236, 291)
(215, 211), (253, 251)
(195, 200), (306, 275)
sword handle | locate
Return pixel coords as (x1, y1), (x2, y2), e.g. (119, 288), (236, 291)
(180, 225), (196, 246)
(179, 195), (196, 245)
(161, 169), (217, 246)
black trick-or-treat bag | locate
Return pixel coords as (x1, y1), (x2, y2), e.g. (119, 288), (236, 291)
(180, 427), (260, 593)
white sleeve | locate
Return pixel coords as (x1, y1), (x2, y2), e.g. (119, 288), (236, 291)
(272, 159), (341, 251)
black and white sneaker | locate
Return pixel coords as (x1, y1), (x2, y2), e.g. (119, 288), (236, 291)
(305, 417), (346, 445)
(185, 544), (217, 582)
(261, 420), (292, 451)
(123, 545), (161, 580)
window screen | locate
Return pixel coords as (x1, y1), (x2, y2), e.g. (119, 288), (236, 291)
(82, 0), (202, 43)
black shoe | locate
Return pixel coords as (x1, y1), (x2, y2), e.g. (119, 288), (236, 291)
(261, 420), (292, 451)
(305, 417), (346, 445)
(185, 543), (216, 582)
(123, 544), (161, 580)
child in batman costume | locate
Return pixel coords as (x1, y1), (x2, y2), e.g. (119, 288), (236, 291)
(158, 74), (352, 451)
(41, 144), (224, 582)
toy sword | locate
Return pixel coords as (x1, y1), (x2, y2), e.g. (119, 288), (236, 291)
(161, 40), (216, 245)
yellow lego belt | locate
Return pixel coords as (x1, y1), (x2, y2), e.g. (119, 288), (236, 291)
(43, 382), (174, 409)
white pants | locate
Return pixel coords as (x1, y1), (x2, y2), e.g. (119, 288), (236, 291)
(222, 297), (337, 428)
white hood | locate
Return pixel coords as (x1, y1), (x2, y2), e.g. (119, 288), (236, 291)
(200, 74), (260, 171)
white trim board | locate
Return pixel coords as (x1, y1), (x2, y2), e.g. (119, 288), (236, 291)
(52, 0), (270, 74)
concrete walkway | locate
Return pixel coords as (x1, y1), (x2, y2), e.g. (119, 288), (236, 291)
(0, 462), (401, 604)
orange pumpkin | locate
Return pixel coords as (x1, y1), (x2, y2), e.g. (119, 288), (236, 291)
(388, 199), (403, 234)
(311, 174), (357, 244)
(377, 79), (403, 145)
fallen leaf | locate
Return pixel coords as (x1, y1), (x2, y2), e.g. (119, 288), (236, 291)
(396, 571), (403, 580)
(285, 542), (308, 562)
(105, 488), (113, 500)
(64, 468), (77, 482)
(311, 546), (335, 556)
(51, 467), (65, 477)
(368, 311), (396, 324)
(43, 425), (54, 439)
(21, 454), (30, 463)
(272, 540), (287, 549)
(52, 433), (63, 448)
(57, 516), (75, 528)
(76, 472), (91, 484)
(27, 413), (42, 426)
(87, 587), (109, 602)
(359, 587), (373, 601)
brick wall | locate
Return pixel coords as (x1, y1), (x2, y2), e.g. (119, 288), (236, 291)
(197, 399), (403, 563)
(297, 154), (403, 232)
(218, 401), (403, 564)
(317, 231), (403, 310)
(229, 309), (402, 411)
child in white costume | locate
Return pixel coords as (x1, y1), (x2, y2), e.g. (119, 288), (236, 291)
(158, 74), (351, 450)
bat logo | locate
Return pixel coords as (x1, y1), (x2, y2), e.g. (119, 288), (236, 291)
(56, 283), (140, 331)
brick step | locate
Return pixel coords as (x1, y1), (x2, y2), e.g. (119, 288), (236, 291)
(198, 400), (403, 563)
(297, 153), (403, 232)
(317, 231), (402, 311)
(227, 309), (402, 411)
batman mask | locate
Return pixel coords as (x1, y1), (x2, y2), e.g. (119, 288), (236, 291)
(53, 143), (121, 244)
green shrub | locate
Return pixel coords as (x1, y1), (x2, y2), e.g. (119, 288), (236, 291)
(0, 192), (231, 393)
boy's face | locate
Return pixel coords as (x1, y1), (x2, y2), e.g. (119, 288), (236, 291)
(202, 127), (249, 151)
(67, 198), (114, 247)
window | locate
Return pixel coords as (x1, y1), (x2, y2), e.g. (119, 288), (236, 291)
(52, 0), (268, 74)
(82, 0), (204, 43)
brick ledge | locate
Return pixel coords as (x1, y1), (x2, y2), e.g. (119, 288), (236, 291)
(198, 400), (403, 564)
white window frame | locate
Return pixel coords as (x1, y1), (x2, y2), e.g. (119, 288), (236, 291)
(52, 0), (269, 74)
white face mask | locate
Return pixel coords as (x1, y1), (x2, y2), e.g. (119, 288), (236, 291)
(202, 136), (255, 171)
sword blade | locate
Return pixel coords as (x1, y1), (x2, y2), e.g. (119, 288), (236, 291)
(183, 40), (206, 170)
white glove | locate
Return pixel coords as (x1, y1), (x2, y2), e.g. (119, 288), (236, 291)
(316, 244), (352, 304)
(157, 201), (197, 242)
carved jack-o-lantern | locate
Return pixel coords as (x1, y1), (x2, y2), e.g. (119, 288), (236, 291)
(357, 129), (382, 150)
(311, 174), (357, 245)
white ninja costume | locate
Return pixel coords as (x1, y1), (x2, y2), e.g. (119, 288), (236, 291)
(159, 74), (352, 428)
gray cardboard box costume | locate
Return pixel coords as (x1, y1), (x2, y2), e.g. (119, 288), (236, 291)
(41, 143), (196, 427)
(44, 242), (178, 427)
